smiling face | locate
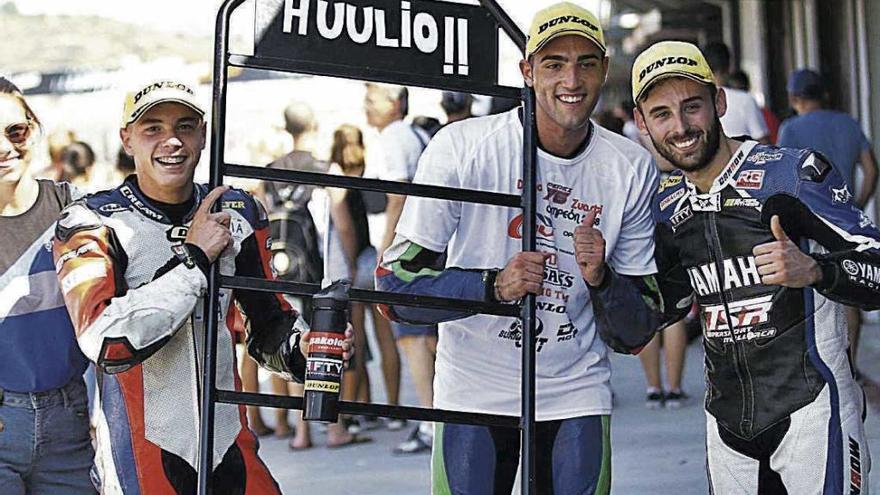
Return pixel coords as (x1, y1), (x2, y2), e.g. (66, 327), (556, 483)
(635, 77), (725, 173)
(0, 94), (37, 184)
(120, 102), (206, 203)
(520, 35), (608, 144)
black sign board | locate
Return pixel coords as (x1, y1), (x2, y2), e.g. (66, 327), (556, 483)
(255, 0), (500, 87)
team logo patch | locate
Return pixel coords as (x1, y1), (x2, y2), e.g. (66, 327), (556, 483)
(747, 151), (783, 165)
(724, 198), (760, 208)
(735, 170), (765, 190)
(832, 184), (853, 204)
(690, 194), (721, 212)
(658, 175), (683, 193)
(659, 188), (686, 211)
(843, 259), (860, 276)
(702, 294), (775, 343)
(841, 259), (880, 290)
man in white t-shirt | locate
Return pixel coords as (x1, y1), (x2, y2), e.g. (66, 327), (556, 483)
(363, 82), (437, 454)
(376, 3), (660, 492)
(703, 42), (769, 143)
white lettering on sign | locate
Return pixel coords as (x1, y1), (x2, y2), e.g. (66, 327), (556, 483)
(283, 0), (469, 76)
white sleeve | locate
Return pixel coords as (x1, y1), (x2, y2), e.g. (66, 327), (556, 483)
(379, 124), (421, 182)
(746, 97), (769, 139)
(609, 155), (659, 276)
(394, 128), (462, 252)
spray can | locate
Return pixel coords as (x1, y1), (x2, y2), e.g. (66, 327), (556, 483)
(303, 280), (350, 422)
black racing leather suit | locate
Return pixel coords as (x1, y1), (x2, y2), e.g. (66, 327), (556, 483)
(604, 141), (880, 441)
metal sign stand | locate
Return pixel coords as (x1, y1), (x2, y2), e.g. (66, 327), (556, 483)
(198, 1), (538, 493)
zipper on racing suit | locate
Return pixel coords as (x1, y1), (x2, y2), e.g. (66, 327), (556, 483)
(706, 208), (754, 437)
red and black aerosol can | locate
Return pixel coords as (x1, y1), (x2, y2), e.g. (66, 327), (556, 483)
(303, 280), (350, 422)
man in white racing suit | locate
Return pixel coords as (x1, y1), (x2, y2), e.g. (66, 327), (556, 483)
(53, 79), (351, 494)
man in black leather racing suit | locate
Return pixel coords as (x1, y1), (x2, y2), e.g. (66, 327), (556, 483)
(598, 41), (879, 494)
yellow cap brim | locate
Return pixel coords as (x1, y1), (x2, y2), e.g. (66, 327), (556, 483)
(528, 29), (605, 58)
(634, 71), (715, 103)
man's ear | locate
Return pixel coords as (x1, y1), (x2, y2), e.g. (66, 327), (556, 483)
(601, 56), (610, 83)
(715, 86), (728, 119)
(633, 104), (648, 135)
(519, 58), (534, 88)
(119, 127), (133, 156)
(198, 121), (207, 151)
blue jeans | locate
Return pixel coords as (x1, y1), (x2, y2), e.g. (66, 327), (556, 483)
(0, 377), (95, 494)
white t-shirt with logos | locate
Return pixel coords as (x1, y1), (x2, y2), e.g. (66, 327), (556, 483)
(396, 109), (658, 420)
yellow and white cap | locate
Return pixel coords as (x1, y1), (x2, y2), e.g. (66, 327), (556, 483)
(525, 2), (606, 58)
(121, 79), (205, 128)
(631, 41), (715, 102)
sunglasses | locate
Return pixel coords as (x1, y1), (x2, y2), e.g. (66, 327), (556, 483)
(4, 122), (32, 145)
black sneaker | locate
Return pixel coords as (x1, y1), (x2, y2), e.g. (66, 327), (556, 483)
(392, 426), (432, 455)
(665, 390), (690, 409)
(645, 390), (665, 409)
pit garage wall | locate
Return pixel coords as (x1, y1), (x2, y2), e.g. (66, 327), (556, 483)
(736, 0), (878, 213)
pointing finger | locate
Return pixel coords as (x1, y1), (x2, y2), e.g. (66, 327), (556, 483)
(196, 186), (230, 217)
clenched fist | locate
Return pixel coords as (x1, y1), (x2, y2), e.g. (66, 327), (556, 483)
(574, 209), (606, 287)
(495, 251), (552, 302)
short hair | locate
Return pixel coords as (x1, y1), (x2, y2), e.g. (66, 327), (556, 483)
(283, 101), (315, 138)
(61, 141), (96, 177)
(703, 42), (731, 75)
(440, 91), (473, 116)
(727, 70), (750, 91)
(365, 82), (409, 117)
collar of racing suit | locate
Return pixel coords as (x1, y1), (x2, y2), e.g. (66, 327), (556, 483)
(683, 140), (759, 197)
(118, 174), (204, 225)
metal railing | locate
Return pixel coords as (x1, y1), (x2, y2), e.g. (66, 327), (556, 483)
(198, 1), (538, 492)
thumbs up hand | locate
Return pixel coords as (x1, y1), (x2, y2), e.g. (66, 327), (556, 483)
(574, 209), (607, 287)
(752, 215), (822, 287)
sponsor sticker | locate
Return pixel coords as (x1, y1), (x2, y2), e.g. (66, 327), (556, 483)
(304, 380), (340, 393)
(98, 203), (129, 214)
(723, 198), (761, 208)
(858, 211), (874, 229)
(842, 259), (880, 290)
(659, 188), (686, 211)
(55, 241), (99, 272)
(61, 261), (106, 295)
(670, 206), (693, 230)
(747, 151), (783, 165)
(735, 170), (765, 190)
(658, 175), (683, 193)
(543, 183), (572, 204)
(702, 294), (775, 343)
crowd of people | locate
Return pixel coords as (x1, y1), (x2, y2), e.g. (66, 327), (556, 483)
(1, 1), (878, 494)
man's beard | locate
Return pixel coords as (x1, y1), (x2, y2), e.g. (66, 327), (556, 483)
(649, 116), (721, 173)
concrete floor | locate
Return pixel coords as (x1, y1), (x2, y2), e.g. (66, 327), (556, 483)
(251, 322), (880, 494)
